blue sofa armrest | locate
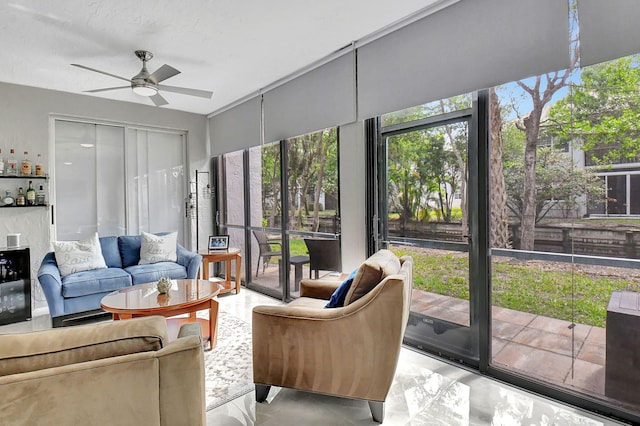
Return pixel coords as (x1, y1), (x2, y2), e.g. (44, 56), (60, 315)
(176, 244), (202, 279)
(37, 252), (65, 318)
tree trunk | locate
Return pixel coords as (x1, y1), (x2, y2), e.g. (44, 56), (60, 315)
(312, 132), (328, 232)
(520, 105), (542, 250)
(489, 88), (511, 248)
(440, 100), (467, 235)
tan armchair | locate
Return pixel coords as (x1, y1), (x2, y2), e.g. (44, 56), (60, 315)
(0, 316), (205, 426)
(252, 250), (412, 423)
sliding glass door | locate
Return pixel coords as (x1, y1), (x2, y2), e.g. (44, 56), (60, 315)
(54, 119), (186, 243)
(378, 95), (481, 363)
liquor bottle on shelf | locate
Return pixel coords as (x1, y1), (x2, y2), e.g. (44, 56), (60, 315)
(15, 187), (25, 206)
(2, 190), (13, 206)
(26, 181), (36, 206)
(36, 184), (46, 205)
(21, 151), (32, 176)
(35, 153), (44, 176)
(6, 149), (17, 175)
(0, 148), (4, 176)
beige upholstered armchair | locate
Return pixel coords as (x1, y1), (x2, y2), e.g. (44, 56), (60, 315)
(0, 316), (205, 426)
(252, 249), (412, 423)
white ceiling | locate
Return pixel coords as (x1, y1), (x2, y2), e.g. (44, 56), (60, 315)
(0, 0), (441, 115)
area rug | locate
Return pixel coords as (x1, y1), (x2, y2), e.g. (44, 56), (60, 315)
(204, 312), (254, 411)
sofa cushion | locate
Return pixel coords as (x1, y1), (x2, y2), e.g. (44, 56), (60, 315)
(118, 235), (142, 268)
(53, 233), (107, 277)
(343, 249), (401, 305)
(125, 262), (187, 285)
(0, 316), (166, 376)
(325, 269), (357, 308)
(61, 268), (132, 298)
(139, 231), (177, 265)
(99, 236), (122, 268)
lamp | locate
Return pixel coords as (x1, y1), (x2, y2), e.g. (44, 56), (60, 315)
(132, 84), (157, 97)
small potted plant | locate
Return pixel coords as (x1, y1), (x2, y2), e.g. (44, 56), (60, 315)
(156, 277), (172, 294)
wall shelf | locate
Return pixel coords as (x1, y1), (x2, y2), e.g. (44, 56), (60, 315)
(0, 175), (48, 180)
(0, 204), (48, 208)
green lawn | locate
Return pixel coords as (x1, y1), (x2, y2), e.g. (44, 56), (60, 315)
(392, 247), (640, 328)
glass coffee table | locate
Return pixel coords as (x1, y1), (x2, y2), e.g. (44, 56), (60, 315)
(100, 279), (222, 350)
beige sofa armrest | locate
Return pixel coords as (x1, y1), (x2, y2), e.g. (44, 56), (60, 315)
(157, 334), (206, 426)
(299, 278), (341, 299)
(0, 316), (168, 377)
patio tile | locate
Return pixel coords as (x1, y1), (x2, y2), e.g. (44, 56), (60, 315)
(563, 359), (605, 395)
(412, 291), (427, 302)
(577, 340), (605, 365)
(510, 327), (579, 357)
(492, 319), (525, 340)
(411, 300), (431, 315)
(528, 316), (591, 341)
(491, 337), (509, 356)
(438, 297), (470, 313)
(491, 306), (536, 327)
(420, 305), (470, 326)
(492, 341), (573, 383)
(586, 326), (606, 344)
(415, 292), (452, 306)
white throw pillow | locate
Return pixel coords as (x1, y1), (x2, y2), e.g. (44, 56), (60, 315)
(53, 232), (107, 277)
(139, 231), (178, 265)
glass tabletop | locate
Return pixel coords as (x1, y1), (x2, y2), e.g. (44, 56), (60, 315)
(101, 279), (221, 311)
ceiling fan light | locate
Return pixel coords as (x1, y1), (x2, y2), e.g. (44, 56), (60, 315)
(132, 84), (157, 97)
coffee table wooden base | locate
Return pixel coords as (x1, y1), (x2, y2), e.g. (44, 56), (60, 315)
(109, 298), (219, 350)
(101, 280), (221, 351)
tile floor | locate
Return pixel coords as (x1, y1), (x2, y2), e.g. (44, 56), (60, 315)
(0, 288), (629, 425)
(205, 289), (627, 426)
(252, 266), (609, 400)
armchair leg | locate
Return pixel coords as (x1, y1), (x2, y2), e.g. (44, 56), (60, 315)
(368, 401), (384, 423)
(255, 384), (271, 403)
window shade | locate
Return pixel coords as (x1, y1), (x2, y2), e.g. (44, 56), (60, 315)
(578, 0), (640, 67)
(357, 0), (570, 120)
(263, 51), (356, 142)
(209, 96), (261, 156)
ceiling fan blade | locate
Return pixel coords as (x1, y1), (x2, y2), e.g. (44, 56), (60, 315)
(149, 92), (169, 106)
(84, 86), (131, 93)
(71, 64), (131, 83)
(148, 64), (180, 84)
(158, 84), (213, 99)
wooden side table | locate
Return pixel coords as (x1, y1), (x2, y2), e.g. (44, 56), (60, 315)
(199, 248), (242, 294)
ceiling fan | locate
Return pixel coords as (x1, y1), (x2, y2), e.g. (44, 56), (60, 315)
(71, 50), (213, 106)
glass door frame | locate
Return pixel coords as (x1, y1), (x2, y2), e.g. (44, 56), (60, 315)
(374, 91), (490, 367)
(217, 132), (342, 303)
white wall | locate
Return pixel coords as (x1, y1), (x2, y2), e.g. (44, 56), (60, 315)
(338, 121), (367, 271)
(0, 81), (208, 313)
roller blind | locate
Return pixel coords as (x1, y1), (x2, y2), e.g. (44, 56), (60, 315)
(209, 96), (261, 156)
(357, 0), (571, 119)
(263, 50), (356, 142)
(578, 0), (640, 67)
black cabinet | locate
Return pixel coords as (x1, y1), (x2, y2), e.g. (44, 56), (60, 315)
(0, 247), (31, 325)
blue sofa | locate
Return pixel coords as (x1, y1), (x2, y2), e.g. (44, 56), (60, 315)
(37, 234), (202, 327)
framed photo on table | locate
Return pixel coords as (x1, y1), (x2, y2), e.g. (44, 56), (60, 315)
(208, 235), (229, 251)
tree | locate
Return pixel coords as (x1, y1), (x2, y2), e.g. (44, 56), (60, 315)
(489, 88), (511, 248)
(548, 55), (640, 166)
(515, 60), (578, 250)
(261, 143), (281, 227)
(503, 135), (604, 223)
